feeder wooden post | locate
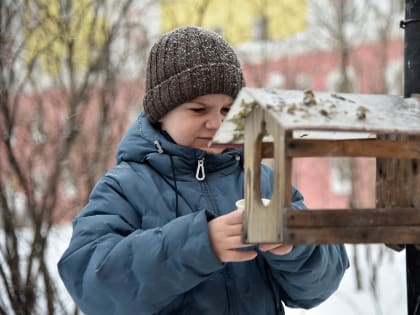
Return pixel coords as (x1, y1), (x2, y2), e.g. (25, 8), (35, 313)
(242, 105), (293, 244)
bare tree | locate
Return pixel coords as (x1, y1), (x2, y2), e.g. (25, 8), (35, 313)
(362, 0), (404, 94)
(0, 0), (152, 314)
(310, 0), (370, 92)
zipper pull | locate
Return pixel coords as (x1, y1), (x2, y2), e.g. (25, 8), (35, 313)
(195, 158), (206, 181)
(154, 140), (164, 153)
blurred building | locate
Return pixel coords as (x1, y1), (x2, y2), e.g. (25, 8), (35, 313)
(159, 0), (307, 44)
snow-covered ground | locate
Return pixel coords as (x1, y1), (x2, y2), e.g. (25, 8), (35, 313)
(285, 244), (406, 315)
(48, 224), (406, 315)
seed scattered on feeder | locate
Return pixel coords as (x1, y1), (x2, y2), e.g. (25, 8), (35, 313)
(356, 106), (369, 120)
(303, 89), (317, 106)
(319, 109), (329, 117)
(287, 103), (297, 114)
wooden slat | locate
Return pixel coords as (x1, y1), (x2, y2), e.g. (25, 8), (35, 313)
(260, 139), (420, 158)
(287, 139), (420, 158)
(244, 107), (282, 243)
(284, 226), (420, 244)
(286, 208), (420, 227)
(250, 89), (420, 134)
(212, 89), (420, 146)
(263, 115), (291, 243)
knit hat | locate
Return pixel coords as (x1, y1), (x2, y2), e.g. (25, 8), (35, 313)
(143, 26), (245, 123)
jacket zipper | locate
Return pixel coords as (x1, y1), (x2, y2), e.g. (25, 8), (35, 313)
(195, 157), (238, 315)
(195, 158), (238, 315)
(195, 158), (206, 181)
(224, 266), (239, 315)
(265, 261), (281, 314)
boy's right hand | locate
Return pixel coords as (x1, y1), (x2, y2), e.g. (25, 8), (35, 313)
(208, 209), (257, 263)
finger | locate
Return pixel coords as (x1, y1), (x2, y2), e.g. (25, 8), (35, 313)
(259, 243), (282, 252)
(259, 243), (294, 255)
(270, 245), (293, 256)
(209, 222), (242, 239)
(234, 242), (255, 249)
(221, 235), (247, 249)
(224, 223), (243, 236)
(224, 209), (244, 225)
(223, 250), (257, 262)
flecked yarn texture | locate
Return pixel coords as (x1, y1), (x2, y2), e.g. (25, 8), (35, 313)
(143, 26), (245, 123)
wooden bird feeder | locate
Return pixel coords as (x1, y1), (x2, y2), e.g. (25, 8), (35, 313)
(212, 88), (420, 244)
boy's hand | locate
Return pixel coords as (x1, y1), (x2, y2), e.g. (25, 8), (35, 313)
(208, 209), (257, 263)
(259, 243), (293, 255)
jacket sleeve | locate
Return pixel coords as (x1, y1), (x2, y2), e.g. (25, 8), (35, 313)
(57, 174), (224, 315)
(260, 188), (350, 309)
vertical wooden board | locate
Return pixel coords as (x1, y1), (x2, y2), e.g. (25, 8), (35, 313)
(377, 136), (420, 210)
(243, 106), (262, 242)
(244, 107), (280, 243)
(265, 113), (291, 242)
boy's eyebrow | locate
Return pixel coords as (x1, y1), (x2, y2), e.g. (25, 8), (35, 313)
(191, 101), (207, 106)
(189, 100), (233, 107)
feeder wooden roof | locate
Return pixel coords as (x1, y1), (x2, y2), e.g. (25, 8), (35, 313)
(212, 88), (420, 144)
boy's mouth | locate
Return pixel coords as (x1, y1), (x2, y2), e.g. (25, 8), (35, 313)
(197, 137), (213, 142)
(196, 137), (214, 148)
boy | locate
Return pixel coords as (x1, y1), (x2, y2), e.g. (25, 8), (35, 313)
(58, 25), (349, 315)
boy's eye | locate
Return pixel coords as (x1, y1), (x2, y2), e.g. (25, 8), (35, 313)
(221, 107), (231, 114)
(190, 107), (206, 113)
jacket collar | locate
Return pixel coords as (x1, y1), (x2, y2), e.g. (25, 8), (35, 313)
(116, 111), (243, 179)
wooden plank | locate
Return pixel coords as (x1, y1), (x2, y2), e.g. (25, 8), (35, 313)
(287, 139), (420, 158)
(244, 107), (282, 243)
(243, 107), (262, 242)
(212, 89), (420, 146)
(264, 114), (291, 242)
(249, 89), (420, 135)
(286, 208), (420, 227)
(284, 226), (420, 244)
(260, 139), (420, 158)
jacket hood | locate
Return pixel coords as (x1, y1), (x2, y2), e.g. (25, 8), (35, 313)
(116, 111), (243, 177)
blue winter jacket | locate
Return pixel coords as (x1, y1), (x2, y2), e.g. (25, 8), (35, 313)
(58, 111), (349, 315)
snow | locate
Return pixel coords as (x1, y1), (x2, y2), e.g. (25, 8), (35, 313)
(48, 224), (407, 315)
(285, 244), (407, 315)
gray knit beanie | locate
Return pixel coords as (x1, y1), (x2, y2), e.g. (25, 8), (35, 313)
(143, 26), (245, 123)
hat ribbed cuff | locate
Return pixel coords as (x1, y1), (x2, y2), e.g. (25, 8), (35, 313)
(144, 63), (244, 123)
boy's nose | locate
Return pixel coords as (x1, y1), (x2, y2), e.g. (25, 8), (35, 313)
(205, 113), (224, 129)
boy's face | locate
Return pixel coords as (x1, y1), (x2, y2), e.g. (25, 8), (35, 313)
(159, 94), (233, 154)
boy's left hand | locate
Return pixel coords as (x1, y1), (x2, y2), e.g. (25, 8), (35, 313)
(259, 243), (293, 255)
